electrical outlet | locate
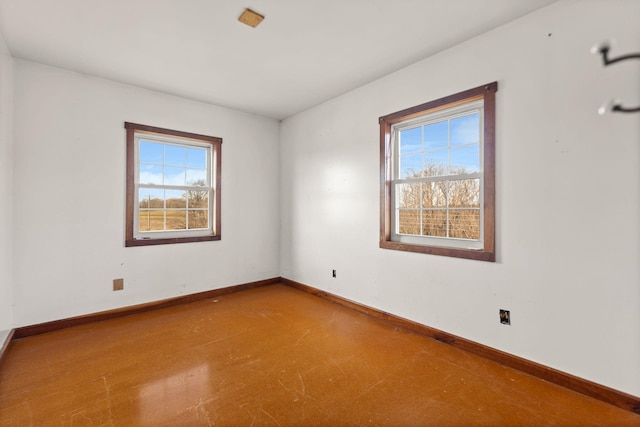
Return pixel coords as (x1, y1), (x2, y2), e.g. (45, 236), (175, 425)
(499, 309), (510, 325)
(332, 269), (337, 278)
(113, 278), (124, 291)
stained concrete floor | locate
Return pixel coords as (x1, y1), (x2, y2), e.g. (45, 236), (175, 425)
(1, 284), (638, 426)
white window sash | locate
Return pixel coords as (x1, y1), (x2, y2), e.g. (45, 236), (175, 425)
(133, 133), (214, 240)
(389, 100), (485, 249)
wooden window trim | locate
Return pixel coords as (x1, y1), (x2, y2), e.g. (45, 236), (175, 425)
(125, 122), (222, 247)
(379, 82), (497, 262)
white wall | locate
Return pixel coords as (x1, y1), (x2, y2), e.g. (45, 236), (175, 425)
(12, 60), (281, 327)
(0, 32), (13, 330)
(280, 0), (640, 396)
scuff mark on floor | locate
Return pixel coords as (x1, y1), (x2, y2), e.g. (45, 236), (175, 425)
(295, 329), (311, 346)
(260, 407), (282, 426)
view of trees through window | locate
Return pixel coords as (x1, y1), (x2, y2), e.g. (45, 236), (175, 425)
(397, 164), (480, 240)
(136, 139), (210, 233)
(396, 112), (482, 241)
(138, 180), (209, 232)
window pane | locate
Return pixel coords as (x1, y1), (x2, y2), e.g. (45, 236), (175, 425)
(165, 145), (186, 166)
(128, 124), (220, 246)
(450, 113), (479, 146)
(187, 190), (209, 208)
(165, 190), (186, 208)
(423, 150), (448, 176)
(450, 144), (479, 173)
(380, 84), (495, 258)
(397, 183), (421, 209)
(164, 166), (186, 185)
(139, 188), (164, 208)
(422, 210), (447, 237)
(398, 210), (420, 235)
(139, 141), (163, 164)
(139, 164), (163, 185)
(399, 127), (421, 154)
(399, 154), (422, 178)
(424, 120), (448, 150)
(186, 168), (207, 186)
(188, 210), (208, 229)
(138, 210), (164, 232)
(421, 182), (446, 208)
(187, 148), (207, 169)
(449, 209), (480, 240)
(449, 179), (480, 208)
(166, 210), (186, 230)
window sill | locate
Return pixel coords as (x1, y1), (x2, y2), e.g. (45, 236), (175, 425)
(126, 234), (220, 247)
(379, 240), (495, 262)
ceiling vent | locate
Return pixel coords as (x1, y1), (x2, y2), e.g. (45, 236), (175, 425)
(238, 8), (264, 28)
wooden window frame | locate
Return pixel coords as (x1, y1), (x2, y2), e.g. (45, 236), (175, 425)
(125, 122), (222, 247)
(379, 82), (497, 261)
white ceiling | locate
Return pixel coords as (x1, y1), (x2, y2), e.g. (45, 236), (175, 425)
(0, 0), (556, 120)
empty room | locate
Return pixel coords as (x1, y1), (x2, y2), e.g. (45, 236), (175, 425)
(1, 0), (639, 425)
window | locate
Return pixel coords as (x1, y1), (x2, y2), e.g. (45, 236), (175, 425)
(379, 82), (497, 261)
(125, 122), (221, 247)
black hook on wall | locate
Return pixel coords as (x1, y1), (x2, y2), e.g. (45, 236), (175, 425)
(591, 40), (640, 114)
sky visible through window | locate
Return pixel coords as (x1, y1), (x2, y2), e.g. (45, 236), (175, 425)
(399, 112), (480, 178)
(138, 140), (208, 201)
(137, 140), (210, 232)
